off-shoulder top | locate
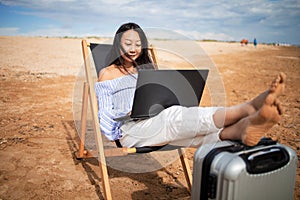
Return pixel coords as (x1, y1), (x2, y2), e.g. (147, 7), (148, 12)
(94, 74), (137, 141)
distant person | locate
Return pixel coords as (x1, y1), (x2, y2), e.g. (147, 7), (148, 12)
(240, 39), (248, 46)
(254, 38), (257, 48)
(95, 22), (286, 148)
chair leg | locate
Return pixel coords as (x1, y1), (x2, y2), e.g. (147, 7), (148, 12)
(178, 148), (193, 193)
(98, 162), (112, 200)
(76, 82), (89, 159)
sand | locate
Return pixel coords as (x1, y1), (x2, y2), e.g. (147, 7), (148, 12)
(0, 36), (299, 199)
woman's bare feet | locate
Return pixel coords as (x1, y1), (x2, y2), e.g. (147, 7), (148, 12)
(246, 72), (286, 114)
(219, 72), (286, 145)
(242, 94), (283, 146)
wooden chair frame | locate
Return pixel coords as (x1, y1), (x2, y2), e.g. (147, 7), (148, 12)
(75, 39), (192, 200)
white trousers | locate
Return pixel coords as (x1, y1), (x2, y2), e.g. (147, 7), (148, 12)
(119, 106), (222, 148)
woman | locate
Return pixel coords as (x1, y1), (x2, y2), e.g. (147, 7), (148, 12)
(95, 22), (285, 148)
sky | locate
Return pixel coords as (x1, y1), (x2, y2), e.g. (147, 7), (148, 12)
(0, 0), (300, 45)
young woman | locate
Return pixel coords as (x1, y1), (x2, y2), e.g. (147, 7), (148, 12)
(95, 22), (285, 148)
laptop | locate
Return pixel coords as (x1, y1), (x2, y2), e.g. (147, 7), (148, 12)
(114, 69), (209, 122)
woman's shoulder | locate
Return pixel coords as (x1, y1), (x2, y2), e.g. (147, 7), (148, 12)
(98, 65), (137, 82)
(98, 65), (122, 82)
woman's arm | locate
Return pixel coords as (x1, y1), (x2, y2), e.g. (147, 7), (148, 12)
(95, 81), (122, 141)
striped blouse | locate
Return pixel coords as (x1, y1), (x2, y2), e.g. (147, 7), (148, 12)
(94, 74), (137, 141)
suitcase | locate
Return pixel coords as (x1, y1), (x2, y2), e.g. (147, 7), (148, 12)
(191, 138), (298, 200)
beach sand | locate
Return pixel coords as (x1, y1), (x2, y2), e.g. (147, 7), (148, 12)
(0, 36), (299, 199)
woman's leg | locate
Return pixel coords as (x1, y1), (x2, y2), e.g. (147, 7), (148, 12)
(213, 72), (286, 129)
(120, 106), (222, 147)
(120, 72), (286, 147)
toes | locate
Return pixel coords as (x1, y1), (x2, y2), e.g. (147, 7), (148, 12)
(273, 74), (281, 86)
(279, 72), (287, 84)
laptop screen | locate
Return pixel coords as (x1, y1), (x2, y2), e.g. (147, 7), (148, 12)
(131, 69), (209, 119)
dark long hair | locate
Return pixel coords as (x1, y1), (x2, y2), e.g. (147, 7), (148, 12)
(107, 22), (155, 73)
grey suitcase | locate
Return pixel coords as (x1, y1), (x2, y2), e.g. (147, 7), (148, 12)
(191, 138), (298, 200)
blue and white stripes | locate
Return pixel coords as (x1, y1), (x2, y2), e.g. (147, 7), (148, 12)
(94, 74), (137, 141)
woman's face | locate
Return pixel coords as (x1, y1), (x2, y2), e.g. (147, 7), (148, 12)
(120, 29), (142, 64)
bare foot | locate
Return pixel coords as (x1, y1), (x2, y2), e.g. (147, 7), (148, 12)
(247, 72), (286, 114)
(269, 72), (286, 97)
(242, 94), (282, 146)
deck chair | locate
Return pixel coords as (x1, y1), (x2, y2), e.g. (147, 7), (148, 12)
(76, 39), (193, 200)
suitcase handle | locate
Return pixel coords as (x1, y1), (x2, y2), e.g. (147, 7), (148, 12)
(241, 147), (290, 174)
(247, 148), (280, 160)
